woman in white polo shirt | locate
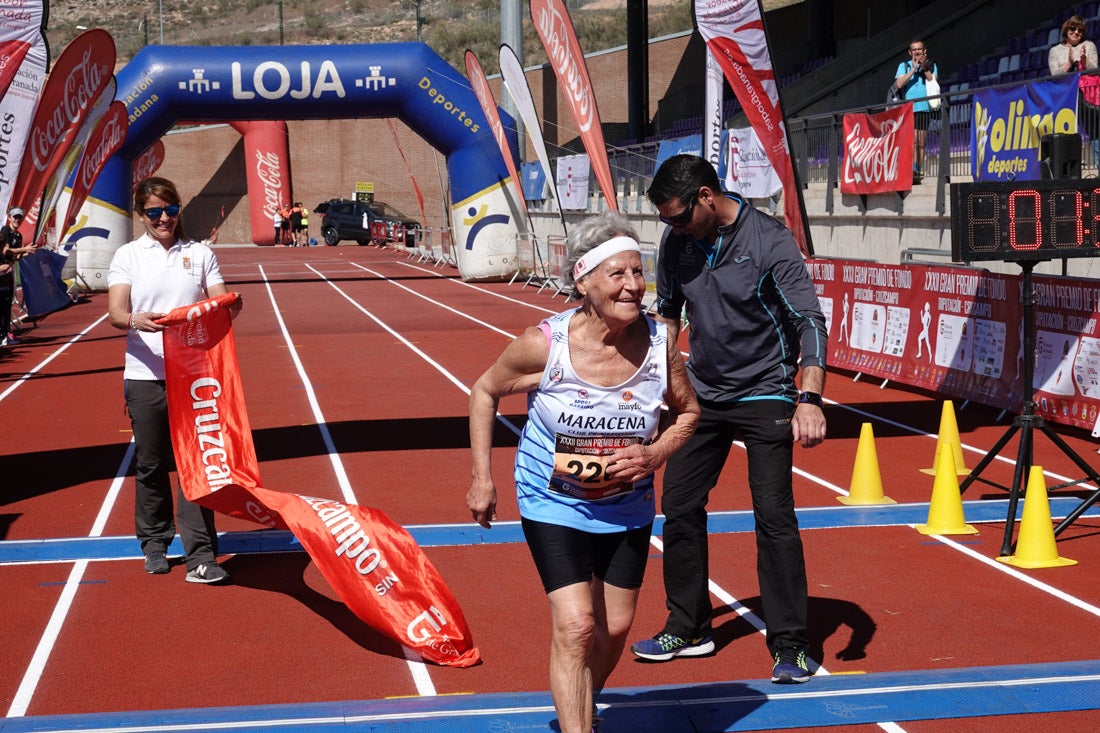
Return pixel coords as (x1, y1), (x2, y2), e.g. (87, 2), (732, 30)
(107, 177), (241, 584)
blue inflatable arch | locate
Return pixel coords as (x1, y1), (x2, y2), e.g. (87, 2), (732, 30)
(84, 42), (521, 281)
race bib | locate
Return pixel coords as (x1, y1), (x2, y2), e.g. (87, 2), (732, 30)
(549, 434), (643, 500)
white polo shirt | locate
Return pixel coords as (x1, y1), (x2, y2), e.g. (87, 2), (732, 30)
(107, 234), (225, 380)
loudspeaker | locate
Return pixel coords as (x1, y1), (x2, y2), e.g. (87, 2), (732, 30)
(1040, 133), (1082, 179)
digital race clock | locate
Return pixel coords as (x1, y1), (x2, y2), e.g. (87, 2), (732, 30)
(950, 179), (1100, 263)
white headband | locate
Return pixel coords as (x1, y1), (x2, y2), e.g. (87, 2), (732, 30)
(572, 236), (641, 280)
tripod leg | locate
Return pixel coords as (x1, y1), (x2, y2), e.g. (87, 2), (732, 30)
(1037, 423), (1100, 537)
(959, 424), (1018, 494)
(1000, 425), (1033, 556)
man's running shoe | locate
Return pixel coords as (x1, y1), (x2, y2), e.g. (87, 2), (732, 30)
(771, 646), (811, 684)
(630, 632), (715, 661)
(185, 562), (230, 584)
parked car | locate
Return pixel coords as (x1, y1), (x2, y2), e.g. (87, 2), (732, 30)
(316, 198), (420, 246)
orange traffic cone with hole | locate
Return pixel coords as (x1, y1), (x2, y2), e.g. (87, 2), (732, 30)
(915, 444), (978, 535)
(839, 423), (896, 505)
(997, 466), (1077, 568)
(920, 400), (969, 476)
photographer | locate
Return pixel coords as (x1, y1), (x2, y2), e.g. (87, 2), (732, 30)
(895, 39), (939, 184)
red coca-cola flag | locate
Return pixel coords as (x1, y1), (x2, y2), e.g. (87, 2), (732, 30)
(9, 28), (115, 241)
(530, 0), (618, 212)
(132, 140), (166, 189)
(160, 294), (481, 667)
(61, 100), (129, 239)
(841, 105), (914, 194)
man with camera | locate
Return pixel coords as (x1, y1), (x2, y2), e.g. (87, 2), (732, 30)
(895, 40), (939, 184)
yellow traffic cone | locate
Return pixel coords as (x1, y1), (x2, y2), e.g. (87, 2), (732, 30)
(915, 446), (978, 535)
(920, 400), (969, 476)
(839, 423), (896, 505)
(997, 466), (1077, 568)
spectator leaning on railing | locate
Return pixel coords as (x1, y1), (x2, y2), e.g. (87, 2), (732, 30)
(1049, 14), (1100, 172)
(895, 39), (939, 184)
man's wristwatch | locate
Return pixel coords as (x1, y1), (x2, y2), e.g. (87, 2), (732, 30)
(797, 391), (823, 408)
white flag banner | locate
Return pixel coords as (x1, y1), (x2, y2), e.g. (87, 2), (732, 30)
(724, 127), (782, 198)
(555, 153), (590, 210)
(704, 49), (724, 171)
(500, 43), (566, 220)
(0, 37), (47, 219)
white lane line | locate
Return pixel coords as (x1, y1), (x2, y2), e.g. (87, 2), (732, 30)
(7, 442), (134, 718)
(0, 313), (109, 403)
(260, 264), (437, 697)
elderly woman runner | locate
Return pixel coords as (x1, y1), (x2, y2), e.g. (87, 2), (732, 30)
(467, 211), (700, 733)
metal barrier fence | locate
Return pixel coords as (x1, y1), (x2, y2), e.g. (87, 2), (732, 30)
(520, 70), (1098, 219)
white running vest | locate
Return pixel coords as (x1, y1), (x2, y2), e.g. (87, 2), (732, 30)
(515, 308), (668, 533)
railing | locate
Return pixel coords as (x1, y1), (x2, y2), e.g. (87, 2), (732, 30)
(523, 70), (1099, 218)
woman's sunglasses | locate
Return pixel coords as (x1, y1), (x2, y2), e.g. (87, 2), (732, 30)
(143, 204), (181, 219)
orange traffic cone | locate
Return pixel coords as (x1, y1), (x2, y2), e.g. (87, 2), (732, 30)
(839, 423), (896, 505)
(915, 446), (978, 535)
(997, 466), (1077, 568)
(920, 400), (969, 476)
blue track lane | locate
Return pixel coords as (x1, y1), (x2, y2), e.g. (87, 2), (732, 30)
(2, 498), (1098, 564)
(1, 660), (1098, 732)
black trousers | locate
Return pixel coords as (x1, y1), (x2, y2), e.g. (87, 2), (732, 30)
(1, 270), (14, 337)
(125, 379), (218, 570)
(659, 398), (808, 653)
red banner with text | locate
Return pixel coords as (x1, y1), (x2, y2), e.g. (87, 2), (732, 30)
(160, 294), (480, 667)
(841, 105), (914, 194)
(809, 259), (1100, 434)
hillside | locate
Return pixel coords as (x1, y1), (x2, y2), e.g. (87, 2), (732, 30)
(43, 0), (800, 74)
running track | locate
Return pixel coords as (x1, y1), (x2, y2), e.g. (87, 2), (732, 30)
(2, 245), (1099, 733)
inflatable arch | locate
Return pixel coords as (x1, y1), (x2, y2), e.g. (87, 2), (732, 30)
(78, 42), (522, 284)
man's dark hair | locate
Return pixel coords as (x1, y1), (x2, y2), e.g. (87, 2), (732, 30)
(647, 154), (722, 207)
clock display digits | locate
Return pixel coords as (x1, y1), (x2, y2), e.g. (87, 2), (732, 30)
(1007, 190), (1041, 251)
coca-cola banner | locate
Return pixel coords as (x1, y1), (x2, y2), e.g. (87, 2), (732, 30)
(229, 120), (291, 245)
(9, 28), (115, 240)
(841, 105), (914, 194)
(36, 78), (116, 246)
(62, 100), (128, 240)
(132, 140), (166, 190)
(530, 0), (618, 212)
(810, 259), (1100, 433)
(160, 294), (481, 667)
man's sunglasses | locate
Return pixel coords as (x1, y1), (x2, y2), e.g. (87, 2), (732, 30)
(659, 196), (696, 227)
(143, 204), (181, 219)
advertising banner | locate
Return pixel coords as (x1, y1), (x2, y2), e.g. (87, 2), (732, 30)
(721, 127), (783, 198)
(556, 153), (590, 209)
(0, 26), (47, 219)
(695, 0), (811, 255)
(972, 75), (1078, 181)
(160, 294), (480, 667)
(530, 0), (618, 211)
(810, 259), (1100, 432)
(62, 100), (128, 240)
(10, 29), (115, 240)
(465, 50), (525, 219)
(704, 49), (725, 171)
(841, 105), (914, 194)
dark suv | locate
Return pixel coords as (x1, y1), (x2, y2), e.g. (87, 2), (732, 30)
(316, 199), (420, 246)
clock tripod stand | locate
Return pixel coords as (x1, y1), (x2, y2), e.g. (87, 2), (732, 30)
(957, 260), (1100, 556)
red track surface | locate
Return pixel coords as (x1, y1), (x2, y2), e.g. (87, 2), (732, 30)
(2, 245), (1100, 731)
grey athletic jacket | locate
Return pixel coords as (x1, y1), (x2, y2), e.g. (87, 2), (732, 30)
(654, 194), (827, 404)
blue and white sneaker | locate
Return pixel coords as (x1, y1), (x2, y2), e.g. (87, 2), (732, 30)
(630, 632), (715, 661)
(771, 646), (811, 683)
